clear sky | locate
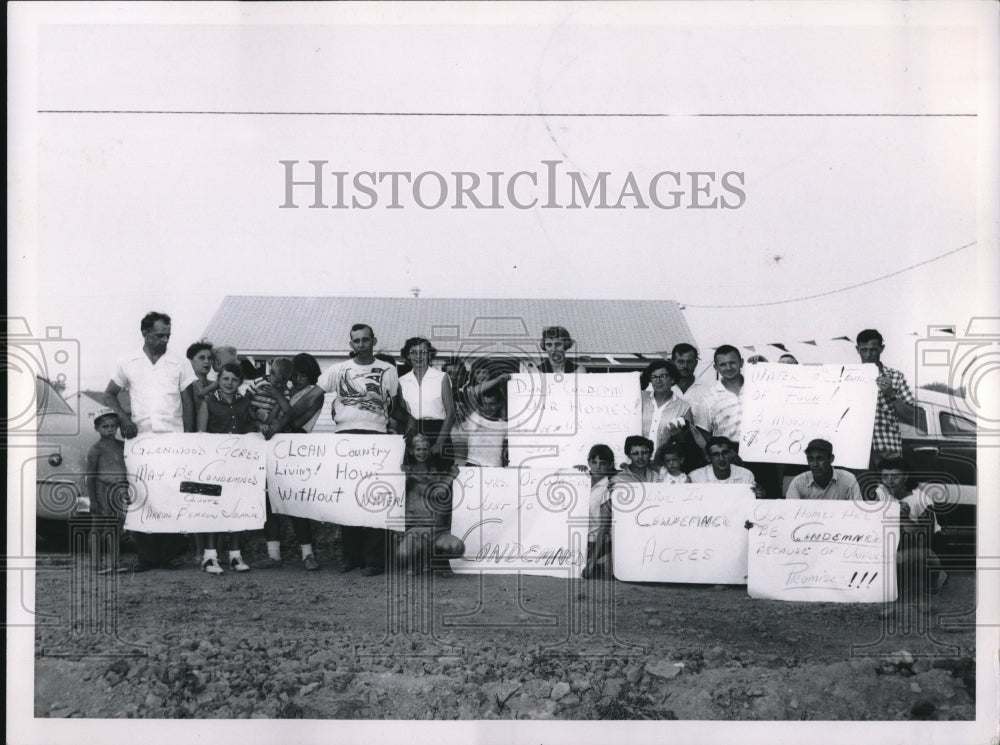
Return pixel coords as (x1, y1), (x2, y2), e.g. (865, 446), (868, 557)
(11, 3), (996, 398)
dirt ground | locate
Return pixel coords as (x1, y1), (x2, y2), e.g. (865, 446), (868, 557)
(31, 525), (977, 723)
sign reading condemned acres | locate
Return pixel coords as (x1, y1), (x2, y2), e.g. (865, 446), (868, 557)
(740, 363), (878, 469)
(123, 433), (267, 533)
(747, 499), (899, 603)
(450, 467), (591, 578)
(266, 433), (406, 530)
(506, 372), (642, 469)
(612, 483), (755, 584)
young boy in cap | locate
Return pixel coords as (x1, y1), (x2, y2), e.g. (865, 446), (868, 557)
(86, 408), (130, 572)
(86, 408), (128, 519)
(785, 439), (862, 501)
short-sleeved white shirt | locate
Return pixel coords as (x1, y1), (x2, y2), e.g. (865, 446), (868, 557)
(689, 464), (756, 486)
(693, 380), (743, 441)
(110, 350), (195, 433)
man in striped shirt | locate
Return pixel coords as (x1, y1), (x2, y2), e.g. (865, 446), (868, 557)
(694, 345), (745, 444)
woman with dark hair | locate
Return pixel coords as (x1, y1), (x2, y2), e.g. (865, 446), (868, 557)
(396, 434), (465, 576)
(612, 436), (662, 485)
(398, 337), (456, 459)
(264, 353), (324, 437)
(581, 444), (616, 579)
(255, 352), (325, 571)
(641, 360), (692, 452)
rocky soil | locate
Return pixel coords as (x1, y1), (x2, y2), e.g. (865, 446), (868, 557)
(32, 528), (977, 722)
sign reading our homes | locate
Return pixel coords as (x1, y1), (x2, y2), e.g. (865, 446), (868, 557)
(123, 433), (267, 533)
(612, 483), (755, 584)
(506, 372), (642, 469)
(739, 363), (878, 469)
(747, 499), (899, 603)
(266, 433), (406, 530)
(450, 467), (591, 578)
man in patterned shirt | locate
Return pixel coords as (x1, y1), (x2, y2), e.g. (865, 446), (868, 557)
(856, 329), (919, 468)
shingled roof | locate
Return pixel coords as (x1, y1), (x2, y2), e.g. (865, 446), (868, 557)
(201, 296), (695, 358)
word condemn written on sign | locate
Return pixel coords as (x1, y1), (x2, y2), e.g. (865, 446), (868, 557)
(747, 499), (899, 603)
(740, 363), (878, 469)
(450, 467), (591, 578)
(612, 483), (754, 584)
(123, 433), (266, 533)
(506, 372), (642, 469)
(266, 434), (406, 530)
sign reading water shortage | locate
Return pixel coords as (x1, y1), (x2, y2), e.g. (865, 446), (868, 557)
(739, 363), (878, 469)
(611, 483), (754, 584)
(450, 467), (591, 578)
(747, 499), (899, 603)
(266, 433), (406, 530)
(123, 433), (267, 533)
(506, 372), (642, 468)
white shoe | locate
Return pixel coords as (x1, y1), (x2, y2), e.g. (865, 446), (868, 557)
(202, 557), (224, 575)
(230, 556), (250, 573)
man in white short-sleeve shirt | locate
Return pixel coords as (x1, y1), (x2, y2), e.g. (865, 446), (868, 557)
(103, 311), (195, 570)
(104, 312), (196, 437)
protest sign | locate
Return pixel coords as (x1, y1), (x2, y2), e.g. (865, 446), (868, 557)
(123, 433), (266, 533)
(266, 433), (406, 530)
(612, 483), (755, 584)
(506, 373), (642, 469)
(747, 499), (899, 603)
(450, 467), (591, 578)
(740, 363), (878, 469)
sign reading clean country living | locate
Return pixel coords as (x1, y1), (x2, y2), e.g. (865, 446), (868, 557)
(611, 483), (755, 584)
(123, 433), (267, 533)
(450, 467), (591, 578)
(739, 363), (878, 469)
(747, 499), (899, 603)
(506, 372), (642, 469)
(266, 433), (406, 530)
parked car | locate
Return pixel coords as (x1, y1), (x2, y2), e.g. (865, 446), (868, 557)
(896, 389), (977, 568)
(35, 376), (96, 522)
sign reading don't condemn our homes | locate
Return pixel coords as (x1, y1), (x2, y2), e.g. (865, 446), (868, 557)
(506, 372), (642, 469)
(123, 433), (267, 533)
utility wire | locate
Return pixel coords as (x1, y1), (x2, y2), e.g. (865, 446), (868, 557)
(679, 241), (976, 309)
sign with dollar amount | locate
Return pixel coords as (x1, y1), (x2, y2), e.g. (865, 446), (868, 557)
(739, 363), (878, 469)
(123, 433), (267, 533)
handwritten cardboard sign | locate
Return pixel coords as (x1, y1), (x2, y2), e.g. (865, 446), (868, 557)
(612, 483), (754, 584)
(506, 373), (642, 469)
(450, 467), (591, 578)
(266, 433), (406, 530)
(740, 363), (878, 469)
(123, 433), (266, 533)
(747, 499), (899, 603)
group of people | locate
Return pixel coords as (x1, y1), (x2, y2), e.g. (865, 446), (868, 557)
(87, 312), (944, 595)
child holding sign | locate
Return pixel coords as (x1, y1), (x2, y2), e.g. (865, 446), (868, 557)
(397, 434), (465, 576)
(196, 363), (254, 575)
